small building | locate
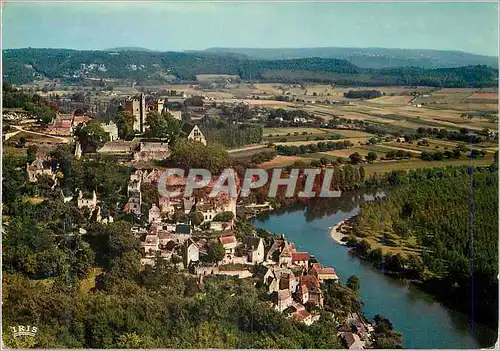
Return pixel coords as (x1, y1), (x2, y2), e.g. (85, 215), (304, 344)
(300, 275), (323, 307)
(318, 267), (339, 282)
(26, 158), (56, 183)
(183, 238), (200, 267)
(219, 235), (238, 255)
(275, 289), (293, 312)
(279, 244), (293, 267)
(159, 196), (176, 216)
(292, 252), (309, 269)
(342, 332), (365, 350)
(125, 193), (142, 216)
(102, 121), (119, 141)
(210, 221), (233, 231)
(181, 123), (207, 145)
(243, 236), (265, 264)
(298, 284), (309, 304)
(77, 190), (98, 211)
(148, 204), (162, 223)
(133, 142), (170, 162)
(291, 309), (313, 326)
(167, 109), (182, 121)
(142, 234), (159, 257)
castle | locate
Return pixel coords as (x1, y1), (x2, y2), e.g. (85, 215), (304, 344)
(124, 94), (181, 134)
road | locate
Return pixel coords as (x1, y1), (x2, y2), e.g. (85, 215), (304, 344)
(11, 125), (71, 143)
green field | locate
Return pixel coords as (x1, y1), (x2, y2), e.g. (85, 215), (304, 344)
(363, 156), (493, 176)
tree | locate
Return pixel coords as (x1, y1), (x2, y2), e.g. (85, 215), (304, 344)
(189, 211), (204, 226)
(346, 275), (361, 293)
(204, 241), (225, 263)
(74, 119), (109, 152)
(107, 221), (139, 259)
(212, 211), (234, 222)
(71, 92), (85, 102)
(166, 140), (230, 174)
(115, 110), (135, 139)
(349, 152), (363, 164)
(366, 151), (377, 163)
(72, 240), (95, 278)
(27, 145), (38, 163)
(470, 149), (483, 158)
(146, 111), (181, 142)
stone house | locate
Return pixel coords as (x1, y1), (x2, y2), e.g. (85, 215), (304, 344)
(102, 120), (119, 141)
(148, 204), (162, 223)
(210, 221), (233, 231)
(299, 275), (324, 307)
(317, 267), (339, 282)
(243, 236), (265, 264)
(133, 142), (170, 162)
(219, 235), (238, 255)
(142, 234), (159, 257)
(26, 158), (57, 183)
(279, 244), (293, 267)
(292, 252), (310, 270)
(125, 192), (142, 216)
(291, 308), (313, 326)
(180, 123), (207, 145)
(77, 190), (98, 211)
(159, 196), (177, 216)
(275, 289), (294, 312)
(183, 238), (200, 267)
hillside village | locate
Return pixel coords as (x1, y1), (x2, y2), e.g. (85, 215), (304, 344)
(13, 87), (375, 348)
(2, 47), (497, 351)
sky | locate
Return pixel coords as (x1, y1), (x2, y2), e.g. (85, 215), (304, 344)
(2, 1), (499, 56)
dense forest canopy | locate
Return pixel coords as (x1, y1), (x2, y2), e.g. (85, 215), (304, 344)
(3, 48), (498, 87)
(196, 47), (498, 69)
(355, 166), (498, 325)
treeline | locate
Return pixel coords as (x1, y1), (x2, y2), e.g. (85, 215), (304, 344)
(344, 90), (382, 99)
(202, 124), (262, 148)
(276, 140), (352, 156)
(2, 83), (56, 124)
(412, 127), (495, 144)
(3, 49), (498, 87)
(267, 108), (314, 121)
(356, 166), (498, 325)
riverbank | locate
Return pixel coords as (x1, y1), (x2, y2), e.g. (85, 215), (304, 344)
(330, 220), (348, 245)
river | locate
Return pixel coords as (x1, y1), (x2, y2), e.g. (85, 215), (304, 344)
(252, 190), (497, 349)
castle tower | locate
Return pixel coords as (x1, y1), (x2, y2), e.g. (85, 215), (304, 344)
(139, 93), (146, 133)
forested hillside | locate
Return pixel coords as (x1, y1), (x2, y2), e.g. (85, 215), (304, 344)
(198, 47), (499, 69)
(3, 48), (498, 87)
(354, 166), (498, 325)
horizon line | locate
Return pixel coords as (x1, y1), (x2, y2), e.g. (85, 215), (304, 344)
(2, 45), (498, 58)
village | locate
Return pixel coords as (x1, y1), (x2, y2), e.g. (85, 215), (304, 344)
(18, 89), (376, 348)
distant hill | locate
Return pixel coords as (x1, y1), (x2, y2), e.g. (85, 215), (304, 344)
(195, 47), (498, 69)
(2, 48), (498, 87)
(105, 47), (155, 52)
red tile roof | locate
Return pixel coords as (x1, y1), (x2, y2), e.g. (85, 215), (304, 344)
(292, 252), (310, 262)
(293, 309), (311, 321)
(319, 267), (336, 275)
(300, 275), (320, 289)
(277, 289), (291, 301)
(219, 235), (237, 245)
